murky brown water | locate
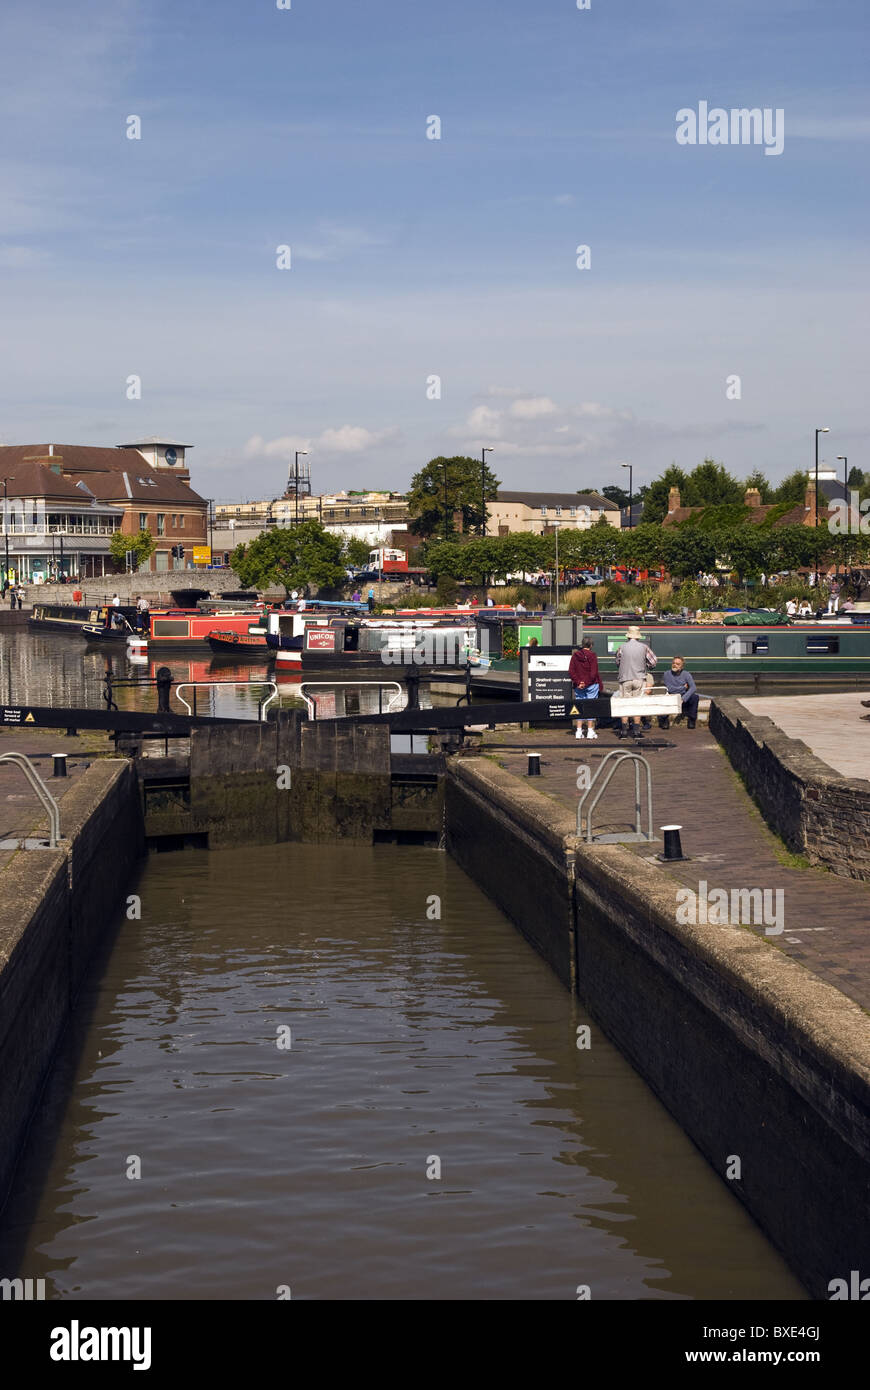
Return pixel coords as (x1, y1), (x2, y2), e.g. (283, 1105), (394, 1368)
(0, 842), (804, 1300)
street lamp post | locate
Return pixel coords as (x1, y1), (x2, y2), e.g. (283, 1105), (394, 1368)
(294, 451), (308, 526)
(480, 447), (493, 536)
(553, 519), (561, 615)
(1, 476), (14, 587)
(441, 461), (450, 541)
(836, 455), (848, 580)
(620, 462), (633, 529)
(814, 427), (829, 584)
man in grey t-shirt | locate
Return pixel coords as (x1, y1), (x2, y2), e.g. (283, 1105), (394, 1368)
(616, 625), (655, 737)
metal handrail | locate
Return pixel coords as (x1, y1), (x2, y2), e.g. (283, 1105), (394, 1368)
(175, 680), (279, 722)
(300, 681), (405, 720)
(576, 750), (653, 843)
(0, 752), (61, 848)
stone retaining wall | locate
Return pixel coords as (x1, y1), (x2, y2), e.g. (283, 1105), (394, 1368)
(0, 761), (144, 1207)
(446, 757), (870, 1298)
(711, 697), (870, 881)
(28, 571), (284, 606)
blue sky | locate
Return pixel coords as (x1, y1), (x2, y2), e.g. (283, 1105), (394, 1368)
(1, 0), (867, 500)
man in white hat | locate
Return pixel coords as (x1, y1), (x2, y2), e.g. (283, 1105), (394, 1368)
(615, 625), (656, 738)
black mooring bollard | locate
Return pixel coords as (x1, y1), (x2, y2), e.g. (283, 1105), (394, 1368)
(659, 824), (685, 861)
(405, 666), (420, 711)
(155, 666), (173, 715)
(53, 753), (67, 778)
(528, 753), (541, 776)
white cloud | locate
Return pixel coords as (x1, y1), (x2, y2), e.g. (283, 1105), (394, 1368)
(316, 424), (398, 452)
(509, 396), (558, 419)
(464, 405), (502, 437)
(789, 117), (870, 141)
(293, 222), (389, 263)
(244, 425), (399, 460)
(244, 434), (310, 461)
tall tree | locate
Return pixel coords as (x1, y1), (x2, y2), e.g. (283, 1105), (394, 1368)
(617, 523), (663, 571)
(342, 537), (371, 569)
(407, 455), (501, 539)
(687, 459), (744, 507)
(641, 466), (700, 524)
(230, 521), (346, 595)
(770, 523), (825, 573)
(660, 527), (718, 580)
(772, 470), (809, 505)
(716, 525), (769, 585)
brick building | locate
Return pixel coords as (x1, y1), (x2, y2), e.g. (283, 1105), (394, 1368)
(0, 439), (208, 576)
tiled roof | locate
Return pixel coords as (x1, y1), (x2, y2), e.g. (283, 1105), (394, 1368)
(494, 490), (618, 510)
(663, 501), (829, 528)
(0, 459), (120, 504)
(0, 445), (206, 505)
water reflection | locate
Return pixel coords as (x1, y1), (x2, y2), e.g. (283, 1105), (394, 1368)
(0, 631), (431, 720)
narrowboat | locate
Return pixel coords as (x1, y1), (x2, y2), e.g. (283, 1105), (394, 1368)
(81, 609), (142, 640)
(263, 608), (491, 669)
(29, 601), (139, 635)
(482, 612), (870, 680)
(146, 606), (267, 649)
(207, 630), (272, 657)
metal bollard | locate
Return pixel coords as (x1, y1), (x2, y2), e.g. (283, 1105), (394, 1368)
(659, 824), (685, 861)
(528, 753), (541, 776)
(155, 666), (173, 714)
(53, 753), (68, 778)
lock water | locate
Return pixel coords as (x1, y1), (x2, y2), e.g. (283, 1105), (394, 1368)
(0, 841), (804, 1300)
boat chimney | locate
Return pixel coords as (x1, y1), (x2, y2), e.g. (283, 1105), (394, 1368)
(48, 444), (53, 456)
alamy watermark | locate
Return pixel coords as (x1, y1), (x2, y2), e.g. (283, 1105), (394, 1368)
(1, 1277), (46, 1300)
(676, 103), (784, 157)
(381, 630), (490, 667)
(827, 492), (870, 535)
(0, 497), (46, 532)
(676, 880), (784, 935)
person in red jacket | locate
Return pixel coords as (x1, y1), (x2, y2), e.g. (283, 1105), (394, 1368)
(568, 637), (601, 740)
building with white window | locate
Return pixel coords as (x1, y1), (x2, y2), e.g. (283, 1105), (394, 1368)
(0, 458), (124, 582)
(0, 440), (208, 575)
(212, 492), (411, 551)
(485, 490), (621, 535)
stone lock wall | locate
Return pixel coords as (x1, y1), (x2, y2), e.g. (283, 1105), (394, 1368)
(445, 757), (870, 1299)
(0, 760), (145, 1208)
(711, 698), (870, 881)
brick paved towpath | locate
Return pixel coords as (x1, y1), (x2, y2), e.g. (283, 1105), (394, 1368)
(0, 726), (115, 872)
(477, 718), (870, 1013)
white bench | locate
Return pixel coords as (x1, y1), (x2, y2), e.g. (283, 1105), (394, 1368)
(609, 689), (682, 718)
